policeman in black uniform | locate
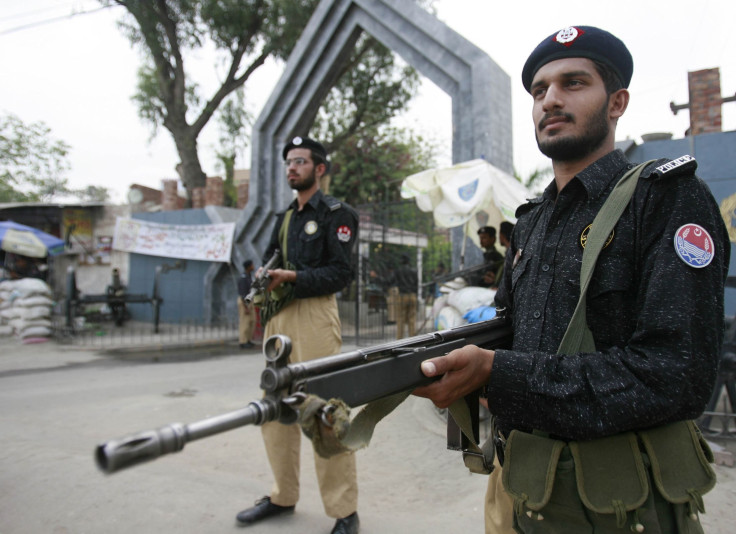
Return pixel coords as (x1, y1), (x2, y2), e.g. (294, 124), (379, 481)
(476, 226), (504, 287)
(236, 137), (360, 534)
(415, 26), (729, 533)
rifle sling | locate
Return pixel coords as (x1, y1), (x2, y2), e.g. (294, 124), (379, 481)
(558, 161), (653, 354)
(299, 390), (493, 473)
(261, 210), (296, 325)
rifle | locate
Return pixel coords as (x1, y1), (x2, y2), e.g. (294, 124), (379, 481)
(243, 249), (282, 305)
(96, 314), (512, 474)
(423, 263), (495, 288)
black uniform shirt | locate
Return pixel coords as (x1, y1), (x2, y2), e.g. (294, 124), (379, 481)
(263, 190), (358, 299)
(484, 247), (504, 266)
(394, 265), (418, 294)
(491, 150), (730, 441)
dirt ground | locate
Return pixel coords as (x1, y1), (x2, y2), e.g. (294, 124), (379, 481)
(0, 337), (734, 533)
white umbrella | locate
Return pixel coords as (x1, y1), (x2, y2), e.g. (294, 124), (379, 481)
(401, 158), (530, 248)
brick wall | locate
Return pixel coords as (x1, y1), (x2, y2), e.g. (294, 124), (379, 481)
(161, 179), (179, 211)
(205, 176), (224, 206)
(192, 187), (205, 208)
(688, 68), (722, 135)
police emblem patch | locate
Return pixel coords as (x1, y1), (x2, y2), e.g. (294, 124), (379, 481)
(337, 225), (352, 242)
(580, 224), (614, 249)
(304, 220), (318, 235)
(674, 223), (714, 268)
(555, 26), (584, 47)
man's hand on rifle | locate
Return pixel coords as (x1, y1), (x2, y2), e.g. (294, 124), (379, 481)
(266, 268), (297, 291)
(413, 345), (495, 408)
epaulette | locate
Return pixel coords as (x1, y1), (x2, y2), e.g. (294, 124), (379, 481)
(323, 195), (343, 212)
(640, 154), (698, 181)
(515, 196), (543, 218)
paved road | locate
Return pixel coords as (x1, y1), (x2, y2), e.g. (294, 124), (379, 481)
(0, 338), (734, 533)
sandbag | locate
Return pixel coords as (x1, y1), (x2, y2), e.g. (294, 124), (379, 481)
(447, 287), (496, 316)
(435, 305), (465, 330)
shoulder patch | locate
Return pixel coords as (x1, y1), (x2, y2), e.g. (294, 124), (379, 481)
(642, 154), (697, 180)
(674, 223), (715, 268)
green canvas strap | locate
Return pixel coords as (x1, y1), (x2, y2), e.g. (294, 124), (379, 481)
(299, 390), (494, 473)
(557, 161), (654, 355)
(260, 210), (295, 325)
(278, 209), (293, 264)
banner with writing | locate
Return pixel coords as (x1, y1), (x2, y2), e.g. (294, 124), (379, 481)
(113, 218), (235, 263)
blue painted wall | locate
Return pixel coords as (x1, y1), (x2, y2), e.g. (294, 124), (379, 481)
(125, 209), (233, 323)
(621, 130), (736, 315)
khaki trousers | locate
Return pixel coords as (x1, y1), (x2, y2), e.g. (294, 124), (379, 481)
(485, 458), (515, 533)
(237, 298), (255, 344)
(261, 295), (358, 518)
(396, 293), (417, 339)
(386, 286), (399, 322)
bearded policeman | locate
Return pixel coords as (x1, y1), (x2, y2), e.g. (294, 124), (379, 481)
(236, 136), (360, 534)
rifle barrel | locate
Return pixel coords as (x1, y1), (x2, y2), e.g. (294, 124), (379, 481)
(96, 316), (511, 474)
(96, 399), (279, 474)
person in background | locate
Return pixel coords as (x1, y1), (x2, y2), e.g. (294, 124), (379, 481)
(393, 254), (418, 339)
(492, 222), (515, 289)
(475, 226), (503, 287)
(235, 136), (360, 534)
(237, 259), (256, 349)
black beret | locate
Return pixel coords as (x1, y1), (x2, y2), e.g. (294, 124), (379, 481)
(522, 26), (633, 93)
(477, 226), (496, 237)
(282, 136), (328, 161)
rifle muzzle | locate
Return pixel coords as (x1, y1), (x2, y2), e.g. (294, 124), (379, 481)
(96, 423), (186, 474)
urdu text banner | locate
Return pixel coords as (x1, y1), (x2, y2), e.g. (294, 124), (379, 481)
(112, 218), (235, 263)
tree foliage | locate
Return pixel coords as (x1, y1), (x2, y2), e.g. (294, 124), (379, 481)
(0, 114), (111, 203)
(0, 113), (72, 202)
(311, 34), (420, 156)
(108, 0), (432, 205)
(108, 0), (323, 202)
(327, 125), (435, 205)
(215, 88), (252, 207)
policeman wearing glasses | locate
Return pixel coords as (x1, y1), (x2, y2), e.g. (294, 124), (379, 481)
(236, 137), (360, 534)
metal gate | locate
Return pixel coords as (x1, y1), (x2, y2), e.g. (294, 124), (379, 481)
(339, 200), (451, 346)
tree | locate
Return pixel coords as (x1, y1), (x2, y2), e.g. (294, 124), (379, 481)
(327, 125), (435, 204)
(311, 34), (420, 157)
(0, 113), (72, 202)
(74, 185), (111, 202)
(108, 0), (430, 204)
(214, 88), (252, 206)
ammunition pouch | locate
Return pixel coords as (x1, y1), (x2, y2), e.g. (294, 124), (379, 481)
(502, 421), (716, 530)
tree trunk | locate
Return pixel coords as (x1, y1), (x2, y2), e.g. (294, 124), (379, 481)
(172, 130), (206, 206)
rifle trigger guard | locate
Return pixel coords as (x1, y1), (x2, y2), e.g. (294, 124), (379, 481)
(282, 392), (307, 406)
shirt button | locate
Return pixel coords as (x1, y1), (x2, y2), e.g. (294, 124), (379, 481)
(541, 264), (550, 272)
(533, 311), (541, 319)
